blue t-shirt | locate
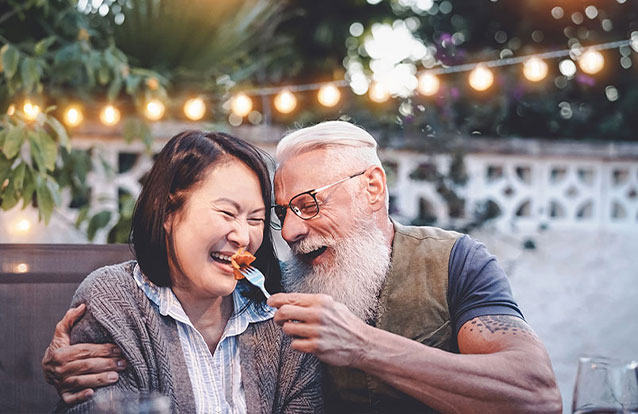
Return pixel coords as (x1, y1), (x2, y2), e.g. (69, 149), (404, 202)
(447, 235), (524, 336)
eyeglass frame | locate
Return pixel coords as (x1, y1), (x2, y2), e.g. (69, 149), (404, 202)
(270, 169), (367, 230)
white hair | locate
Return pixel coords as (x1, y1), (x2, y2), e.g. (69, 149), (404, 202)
(276, 121), (383, 171)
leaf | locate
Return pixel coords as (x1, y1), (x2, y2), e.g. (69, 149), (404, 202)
(21, 166), (36, 208)
(3, 125), (25, 159)
(122, 118), (152, 147)
(39, 131), (58, 171)
(87, 210), (112, 241)
(36, 178), (55, 224)
(0, 129), (6, 148)
(12, 162), (26, 192)
(75, 205), (89, 227)
(34, 37), (56, 56)
(97, 65), (110, 85)
(107, 75), (123, 101)
(2, 45), (19, 79)
(20, 57), (39, 93)
(46, 115), (70, 151)
(29, 131), (46, 172)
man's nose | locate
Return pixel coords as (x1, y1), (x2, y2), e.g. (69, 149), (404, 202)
(280, 211), (309, 244)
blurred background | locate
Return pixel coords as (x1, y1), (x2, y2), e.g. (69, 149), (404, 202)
(1, 0), (637, 412)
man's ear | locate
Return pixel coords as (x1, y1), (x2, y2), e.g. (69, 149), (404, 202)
(364, 166), (387, 211)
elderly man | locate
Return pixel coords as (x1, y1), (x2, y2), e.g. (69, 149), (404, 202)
(43, 121), (561, 413)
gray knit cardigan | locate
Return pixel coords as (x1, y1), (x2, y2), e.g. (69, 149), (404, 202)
(56, 261), (323, 414)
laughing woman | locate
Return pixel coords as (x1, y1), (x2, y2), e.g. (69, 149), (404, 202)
(57, 130), (322, 413)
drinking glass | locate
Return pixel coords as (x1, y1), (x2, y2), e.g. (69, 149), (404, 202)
(93, 391), (170, 414)
(572, 356), (638, 414)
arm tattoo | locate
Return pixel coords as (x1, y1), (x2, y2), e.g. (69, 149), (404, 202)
(465, 315), (536, 338)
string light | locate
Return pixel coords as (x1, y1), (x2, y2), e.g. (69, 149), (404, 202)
(579, 49), (605, 74)
(23, 100), (41, 121)
(183, 97), (206, 121)
(14, 263), (29, 273)
(274, 89), (297, 114)
(317, 84), (341, 107)
(99, 104), (121, 126)
(417, 73), (440, 96)
(468, 65), (494, 91)
(369, 82), (390, 103)
(15, 218), (31, 233)
(523, 57), (549, 82)
(7, 104), (15, 116)
(63, 105), (84, 127)
(145, 99), (166, 121)
(231, 93), (253, 117)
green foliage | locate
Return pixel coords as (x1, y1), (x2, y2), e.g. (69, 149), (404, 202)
(0, 0), (284, 240)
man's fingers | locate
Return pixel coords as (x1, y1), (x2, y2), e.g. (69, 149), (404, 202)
(282, 320), (318, 339)
(51, 343), (122, 366)
(59, 372), (119, 394)
(57, 357), (127, 378)
(54, 304), (87, 341)
(61, 389), (94, 406)
(273, 305), (317, 325)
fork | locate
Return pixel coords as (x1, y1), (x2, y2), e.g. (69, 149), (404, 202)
(241, 266), (271, 298)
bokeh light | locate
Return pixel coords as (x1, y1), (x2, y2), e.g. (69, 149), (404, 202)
(317, 84), (341, 107)
(23, 100), (41, 121)
(145, 99), (166, 121)
(274, 89), (297, 114)
(369, 82), (390, 103)
(231, 93), (253, 117)
(579, 49), (605, 74)
(468, 65), (494, 91)
(523, 57), (549, 82)
(63, 105), (84, 128)
(183, 97), (206, 121)
(417, 72), (440, 96)
(559, 59), (577, 77)
(99, 105), (121, 126)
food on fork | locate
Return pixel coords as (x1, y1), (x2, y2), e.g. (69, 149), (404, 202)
(231, 248), (256, 280)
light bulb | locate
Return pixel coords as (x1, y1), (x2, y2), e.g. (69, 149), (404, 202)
(274, 89), (297, 114)
(23, 100), (41, 121)
(317, 84), (341, 107)
(145, 99), (165, 121)
(231, 93), (253, 117)
(369, 82), (390, 103)
(579, 49), (604, 74)
(183, 97), (206, 121)
(468, 64), (494, 91)
(523, 57), (549, 82)
(7, 104), (15, 116)
(100, 105), (121, 126)
(63, 105), (84, 127)
(417, 73), (440, 96)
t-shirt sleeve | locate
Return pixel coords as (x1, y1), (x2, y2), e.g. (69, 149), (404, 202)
(447, 235), (524, 336)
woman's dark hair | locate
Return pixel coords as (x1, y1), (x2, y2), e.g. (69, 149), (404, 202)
(131, 130), (281, 302)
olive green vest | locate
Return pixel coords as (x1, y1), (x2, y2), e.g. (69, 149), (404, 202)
(323, 221), (462, 414)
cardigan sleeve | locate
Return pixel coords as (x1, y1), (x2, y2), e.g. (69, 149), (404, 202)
(54, 303), (152, 413)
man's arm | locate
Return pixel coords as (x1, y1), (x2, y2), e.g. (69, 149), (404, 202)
(268, 293), (562, 414)
(42, 304), (127, 405)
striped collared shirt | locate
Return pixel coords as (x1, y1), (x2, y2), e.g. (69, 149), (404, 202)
(133, 264), (275, 414)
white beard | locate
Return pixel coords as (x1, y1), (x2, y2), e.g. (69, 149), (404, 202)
(282, 216), (391, 322)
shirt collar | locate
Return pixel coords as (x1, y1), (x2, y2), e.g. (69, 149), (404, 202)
(133, 263), (274, 335)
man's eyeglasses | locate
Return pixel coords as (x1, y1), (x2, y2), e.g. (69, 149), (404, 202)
(271, 170), (366, 230)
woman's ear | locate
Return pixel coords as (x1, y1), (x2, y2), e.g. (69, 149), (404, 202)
(163, 211), (174, 234)
(365, 166), (387, 211)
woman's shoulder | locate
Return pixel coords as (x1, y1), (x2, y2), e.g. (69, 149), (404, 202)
(72, 260), (138, 306)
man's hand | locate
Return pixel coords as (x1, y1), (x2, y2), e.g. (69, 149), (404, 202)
(42, 304), (127, 405)
(267, 292), (371, 368)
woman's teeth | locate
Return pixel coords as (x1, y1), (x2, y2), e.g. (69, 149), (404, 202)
(210, 252), (231, 263)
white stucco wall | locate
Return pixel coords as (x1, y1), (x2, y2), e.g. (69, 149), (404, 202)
(471, 227), (638, 413)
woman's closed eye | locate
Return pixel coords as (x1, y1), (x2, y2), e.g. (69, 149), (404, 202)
(248, 216), (266, 225)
